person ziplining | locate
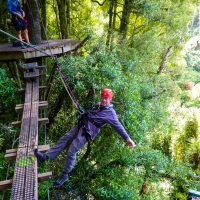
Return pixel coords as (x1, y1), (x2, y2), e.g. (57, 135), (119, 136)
(34, 88), (136, 186)
(7, 0), (35, 49)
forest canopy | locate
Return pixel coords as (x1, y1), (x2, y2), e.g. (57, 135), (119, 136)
(0, 0), (200, 199)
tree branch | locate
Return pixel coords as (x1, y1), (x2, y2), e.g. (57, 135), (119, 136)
(73, 35), (91, 55)
(143, 89), (168, 100)
(157, 46), (173, 75)
(91, 0), (107, 6)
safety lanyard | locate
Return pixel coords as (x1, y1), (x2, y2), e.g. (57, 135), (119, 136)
(54, 62), (83, 113)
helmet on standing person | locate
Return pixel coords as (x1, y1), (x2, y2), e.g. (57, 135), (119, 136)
(101, 88), (113, 98)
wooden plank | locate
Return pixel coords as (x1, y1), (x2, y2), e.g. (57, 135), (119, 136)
(38, 172), (52, 182)
(24, 71), (39, 78)
(23, 62), (38, 68)
(15, 101), (48, 112)
(22, 65), (46, 71)
(25, 81), (32, 103)
(39, 118), (49, 124)
(15, 103), (24, 107)
(19, 103), (32, 147)
(16, 101), (48, 107)
(5, 145), (50, 161)
(32, 77), (39, 102)
(18, 86), (46, 93)
(24, 157), (37, 199)
(10, 147), (37, 199)
(18, 81), (39, 199)
(0, 172), (52, 190)
(28, 101), (38, 148)
(10, 148), (27, 199)
(0, 179), (12, 190)
(12, 118), (49, 127)
(11, 121), (21, 127)
(6, 144), (50, 154)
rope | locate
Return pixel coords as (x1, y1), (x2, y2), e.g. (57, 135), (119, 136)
(54, 62), (81, 110)
(43, 111), (51, 199)
(48, 177), (59, 200)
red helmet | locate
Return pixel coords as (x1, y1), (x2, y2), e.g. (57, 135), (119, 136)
(101, 88), (113, 98)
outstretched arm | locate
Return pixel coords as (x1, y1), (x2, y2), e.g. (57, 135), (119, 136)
(126, 138), (136, 148)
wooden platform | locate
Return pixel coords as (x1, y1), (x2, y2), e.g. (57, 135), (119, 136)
(0, 39), (80, 61)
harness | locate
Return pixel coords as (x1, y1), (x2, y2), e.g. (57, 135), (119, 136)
(78, 104), (112, 141)
(87, 116), (101, 129)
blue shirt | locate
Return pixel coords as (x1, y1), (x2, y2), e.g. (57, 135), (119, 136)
(7, 0), (21, 15)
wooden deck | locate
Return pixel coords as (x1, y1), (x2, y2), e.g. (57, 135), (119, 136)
(0, 39), (80, 61)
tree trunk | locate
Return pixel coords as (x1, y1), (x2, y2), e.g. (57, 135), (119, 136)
(66, 0), (70, 37)
(40, 0), (47, 40)
(110, 0), (117, 51)
(46, 88), (67, 131)
(23, 0), (41, 44)
(119, 0), (132, 39)
(56, 0), (68, 39)
(106, 0), (114, 48)
(6, 61), (21, 88)
(1, 4), (10, 43)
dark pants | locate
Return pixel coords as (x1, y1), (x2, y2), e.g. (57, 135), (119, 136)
(12, 15), (27, 31)
(45, 124), (87, 173)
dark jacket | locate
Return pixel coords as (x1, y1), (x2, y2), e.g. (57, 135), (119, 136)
(84, 103), (130, 141)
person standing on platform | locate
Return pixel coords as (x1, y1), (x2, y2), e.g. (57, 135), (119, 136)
(7, 0), (35, 49)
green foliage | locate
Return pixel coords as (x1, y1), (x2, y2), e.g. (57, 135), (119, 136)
(1, 0), (200, 198)
(172, 115), (200, 170)
(41, 39), (200, 199)
(183, 52), (200, 83)
(0, 68), (18, 116)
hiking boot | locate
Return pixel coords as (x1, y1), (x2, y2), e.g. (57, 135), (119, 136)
(34, 148), (48, 163)
(21, 44), (26, 49)
(54, 172), (68, 186)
